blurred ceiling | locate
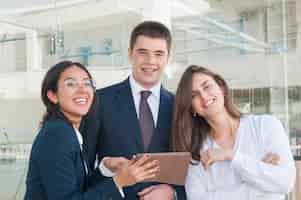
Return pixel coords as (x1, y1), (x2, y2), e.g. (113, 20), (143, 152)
(0, 0), (297, 54)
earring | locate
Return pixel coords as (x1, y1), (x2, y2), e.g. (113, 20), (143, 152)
(193, 112), (197, 117)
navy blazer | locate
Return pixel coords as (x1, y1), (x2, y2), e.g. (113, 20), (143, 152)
(25, 118), (122, 200)
(82, 78), (186, 200)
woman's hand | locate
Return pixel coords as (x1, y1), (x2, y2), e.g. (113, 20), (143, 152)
(262, 152), (280, 165)
(200, 148), (234, 170)
(113, 155), (160, 188)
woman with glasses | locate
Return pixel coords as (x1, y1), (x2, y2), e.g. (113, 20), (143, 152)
(171, 65), (295, 200)
(24, 61), (159, 200)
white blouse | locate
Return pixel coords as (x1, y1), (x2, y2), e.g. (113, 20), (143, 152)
(185, 115), (296, 200)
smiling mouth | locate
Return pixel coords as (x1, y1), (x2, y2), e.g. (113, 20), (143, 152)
(204, 98), (216, 108)
(142, 67), (157, 73)
(73, 97), (89, 105)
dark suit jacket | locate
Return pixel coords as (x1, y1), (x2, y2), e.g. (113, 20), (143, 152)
(82, 78), (186, 199)
(24, 118), (122, 200)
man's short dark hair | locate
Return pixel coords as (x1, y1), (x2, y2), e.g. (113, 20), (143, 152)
(129, 21), (172, 53)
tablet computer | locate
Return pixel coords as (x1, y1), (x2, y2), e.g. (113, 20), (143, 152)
(135, 152), (191, 185)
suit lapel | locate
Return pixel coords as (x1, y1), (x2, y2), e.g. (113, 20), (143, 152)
(147, 87), (171, 152)
(156, 88), (168, 130)
(114, 79), (144, 151)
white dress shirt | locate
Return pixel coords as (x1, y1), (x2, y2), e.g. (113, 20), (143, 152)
(185, 115), (296, 200)
(129, 74), (161, 126)
(74, 127), (88, 175)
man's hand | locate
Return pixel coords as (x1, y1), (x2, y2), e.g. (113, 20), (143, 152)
(200, 148), (234, 170)
(262, 152), (280, 165)
(138, 184), (175, 200)
(103, 157), (130, 173)
(114, 155), (160, 188)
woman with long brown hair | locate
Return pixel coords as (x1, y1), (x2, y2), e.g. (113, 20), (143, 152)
(171, 65), (295, 200)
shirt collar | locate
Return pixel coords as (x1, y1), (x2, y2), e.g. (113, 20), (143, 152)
(73, 127), (83, 146)
(129, 74), (161, 99)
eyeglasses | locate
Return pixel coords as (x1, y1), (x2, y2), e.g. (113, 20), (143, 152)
(63, 78), (95, 90)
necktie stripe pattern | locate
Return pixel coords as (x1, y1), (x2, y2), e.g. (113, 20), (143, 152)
(139, 91), (154, 150)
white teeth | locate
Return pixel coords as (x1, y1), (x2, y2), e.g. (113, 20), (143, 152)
(143, 68), (154, 73)
(74, 98), (87, 105)
(205, 99), (214, 107)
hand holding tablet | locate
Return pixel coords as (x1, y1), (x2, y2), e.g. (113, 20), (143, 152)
(134, 152), (191, 185)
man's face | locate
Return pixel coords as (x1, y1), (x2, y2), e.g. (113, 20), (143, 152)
(129, 35), (169, 89)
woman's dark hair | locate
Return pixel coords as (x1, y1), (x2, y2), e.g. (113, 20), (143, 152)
(40, 60), (96, 126)
(171, 65), (241, 161)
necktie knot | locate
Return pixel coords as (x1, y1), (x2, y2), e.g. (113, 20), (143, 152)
(141, 91), (151, 100)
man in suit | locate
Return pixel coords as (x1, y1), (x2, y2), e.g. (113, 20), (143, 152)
(83, 21), (186, 200)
